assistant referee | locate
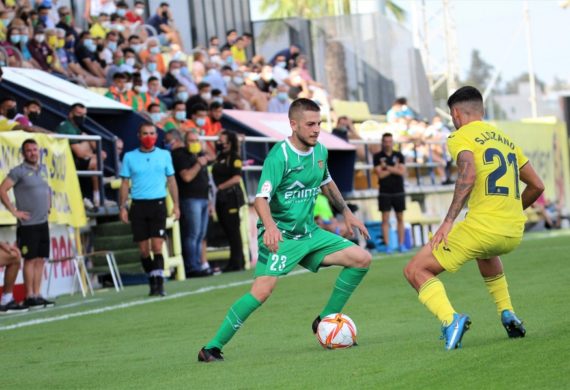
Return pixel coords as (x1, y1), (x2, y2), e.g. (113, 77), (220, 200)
(119, 122), (180, 296)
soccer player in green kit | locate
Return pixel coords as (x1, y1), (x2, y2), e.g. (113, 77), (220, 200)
(198, 98), (372, 362)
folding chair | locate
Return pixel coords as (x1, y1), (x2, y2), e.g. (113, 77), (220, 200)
(46, 255), (94, 298)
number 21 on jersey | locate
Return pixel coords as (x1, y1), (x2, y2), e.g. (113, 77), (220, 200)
(484, 147), (520, 198)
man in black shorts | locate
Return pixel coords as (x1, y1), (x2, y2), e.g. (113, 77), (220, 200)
(0, 138), (55, 309)
(119, 123), (180, 296)
(373, 132), (407, 254)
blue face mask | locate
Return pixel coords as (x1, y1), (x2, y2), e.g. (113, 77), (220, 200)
(175, 111), (186, 121)
(150, 112), (162, 124)
(176, 92), (189, 102)
(147, 63), (157, 72)
(20, 35), (28, 44)
(164, 142), (172, 151)
(195, 118), (206, 127)
(10, 35), (21, 44)
(150, 46), (160, 55)
(180, 67), (189, 76)
(107, 41), (117, 52)
(226, 55), (233, 64)
(277, 61), (287, 69)
(277, 92), (288, 102)
(84, 38), (95, 51)
(117, 9), (127, 17)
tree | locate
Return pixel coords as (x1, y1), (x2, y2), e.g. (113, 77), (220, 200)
(463, 49), (494, 92)
(504, 72), (545, 95)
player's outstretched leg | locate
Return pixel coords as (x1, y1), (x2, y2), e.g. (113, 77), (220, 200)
(404, 245), (470, 350)
(316, 246), (371, 333)
(477, 257), (526, 338)
(198, 276), (276, 362)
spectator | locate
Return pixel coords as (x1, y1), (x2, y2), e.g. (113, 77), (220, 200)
(270, 43), (301, 68)
(219, 47), (236, 71)
(186, 82), (211, 117)
(240, 73), (268, 112)
(192, 50), (207, 84)
(14, 99), (51, 133)
(313, 194), (348, 237)
(164, 129), (211, 277)
(75, 31), (107, 80)
(203, 63), (226, 96)
(56, 5), (78, 41)
(100, 30), (119, 66)
(208, 35), (219, 51)
(212, 130), (246, 272)
(0, 242), (27, 313)
(146, 2), (182, 49)
(268, 84), (291, 113)
(186, 102), (208, 135)
(230, 36), (247, 65)
(0, 96), (27, 132)
(221, 29), (237, 51)
(173, 84), (189, 104)
(37, 5), (55, 29)
(204, 101), (223, 157)
(162, 59), (181, 89)
(141, 54), (161, 85)
(27, 26), (57, 73)
(85, 0), (116, 25)
(2, 26), (29, 67)
(127, 34), (144, 56)
(386, 97), (414, 124)
(119, 122), (180, 296)
(147, 102), (164, 124)
(0, 139), (55, 309)
(140, 76), (167, 112)
(59, 30), (105, 87)
(139, 38), (166, 76)
(373, 132), (407, 254)
(162, 100), (194, 133)
(126, 1), (145, 24)
(272, 54), (290, 85)
(256, 65), (278, 93)
(104, 72), (130, 103)
(89, 11), (109, 40)
(55, 103), (106, 207)
(211, 89), (225, 105)
(176, 60), (198, 95)
(122, 47), (138, 73)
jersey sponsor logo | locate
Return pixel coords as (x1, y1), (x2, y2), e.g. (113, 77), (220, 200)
(318, 160), (324, 169)
(284, 180), (320, 201)
(261, 180), (272, 195)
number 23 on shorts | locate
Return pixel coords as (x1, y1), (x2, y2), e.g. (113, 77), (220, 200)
(269, 253), (288, 272)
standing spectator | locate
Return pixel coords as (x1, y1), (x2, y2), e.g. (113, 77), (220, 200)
(270, 43), (301, 67)
(118, 122), (180, 296)
(85, 0), (116, 25)
(0, 139), (55, 309)
(386, 97), (415, 124)
(221, 29), (237, 51)
(204, 101), (224, 157)
(164, 130), (211, 277)
(373, 132), (407, 253)
(0, 242), (27, 313)
(267, 84), (291, 113)
(212, 131), (246, 272)
(230, 36), (247, 65)
(126, 1), (146, 24)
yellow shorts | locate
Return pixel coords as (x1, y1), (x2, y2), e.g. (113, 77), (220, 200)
(432, 221), (522, 273)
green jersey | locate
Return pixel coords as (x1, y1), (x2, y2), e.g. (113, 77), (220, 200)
(256, 139), (332, 239)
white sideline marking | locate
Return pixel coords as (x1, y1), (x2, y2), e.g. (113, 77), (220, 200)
(0, 269), (309, 332)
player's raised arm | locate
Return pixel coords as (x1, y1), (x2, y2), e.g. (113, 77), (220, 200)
(254, 196), (282, 252)
(519, 162), (544, 210)
(321, 180), (370, 240)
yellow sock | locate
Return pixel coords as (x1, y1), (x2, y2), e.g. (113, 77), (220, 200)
(484, 273), (513, 315)
(418, 278), (456, 325)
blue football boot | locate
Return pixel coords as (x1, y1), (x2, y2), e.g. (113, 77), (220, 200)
(501, 310), (526, 338)
(441, 313), (471, 350)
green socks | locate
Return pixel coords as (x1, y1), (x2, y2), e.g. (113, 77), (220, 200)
(320, 267), (369, 318)
(205, 292), (262, 350)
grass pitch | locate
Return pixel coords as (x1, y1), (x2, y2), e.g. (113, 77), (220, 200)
(1, 231), (569, 389)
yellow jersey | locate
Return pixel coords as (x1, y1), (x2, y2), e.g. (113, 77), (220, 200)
(447, 121), (528, 237)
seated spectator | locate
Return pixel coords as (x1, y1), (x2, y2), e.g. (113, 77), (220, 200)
(386, 97), (415, 124)
(270, 43), (301, 68)
(85, 0), (116, 25)
(14, 99), (51, 133)
(75, 31), (107, 80)
(176, 60), (198, 95)
(139, 76), (167, 112)
(56, 5), (78, 41)
(147, 102), (165, 124)
(99, 31), (119, 67)
(192, 50), (207, 84)
(2, 26), (30, 67)
(127, 33), (144, 57)
(186, 82), (211, 117)
(173, 84), (190, 104)
(104, 72), (131, 104)
(141, 54), (161, 85)
(37, 5), (55, 29)
(126, 71), (144, 111)
(58, 30), (105, 87)
(203, 63), (226, 96)
(268, 84), (291, 113)
(162, 100), (194, 133)
(256, 65), (278, 93)
(219, 46), (236, 70)
(89, 12), (109, 40)
(0, 96), (27, 132)
(287, 68), (310, 99)
(55, 103), (106, 206)
(211, 89), (225, 105)
(272, 54), (290, 85)
(162, 59), (181, 89)
(139, 37), (166, 76)
(126, 1), (145, 24)
(230, 36), (247, 65)
(27, 26), (60, 74)
(187, 103), (208, 135)
(122, 47), (138, 73)
(146, 2), (182, 49)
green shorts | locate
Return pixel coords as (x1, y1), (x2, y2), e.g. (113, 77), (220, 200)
(255, 228), (355, 277)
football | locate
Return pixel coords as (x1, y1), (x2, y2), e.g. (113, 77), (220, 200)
(316, 313), (358, 349)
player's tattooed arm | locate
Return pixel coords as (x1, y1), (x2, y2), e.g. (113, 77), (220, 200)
(444, 151), (475, 223)
(321, 180), (348, 213)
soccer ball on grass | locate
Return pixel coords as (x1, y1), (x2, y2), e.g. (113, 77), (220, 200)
(316, 313), (357, 349)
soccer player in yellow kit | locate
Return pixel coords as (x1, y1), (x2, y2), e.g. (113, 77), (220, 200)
(404, 86), (545, 350)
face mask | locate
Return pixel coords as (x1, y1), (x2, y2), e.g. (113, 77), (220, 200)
(277, 61), (287, 69)
(147, 63), (157, 72)
(215, 142), (224, 153)
(132, 44), (143, 53)
(64, 15), (71, 24)
(149, 88), (159, 97)
(135, 8), (145, 16)
(20, 35), (29, 44)
(171, 68), (180, 77)
(213, 97), (223, 104)
(200, 92), (211, 101)
(180, 67), (189, 77)
(117, 9), (127, 17)
(6, 107), (17, 119)
(249, 73), (260, 81)
(150, 46), (160, 55)
(35, 34), (46, 43)
(125, 57), (136, 67)
(10, 34), (21, 44)
(195, 118), (206, 127)
(188, 142), (201, 154)
(28, 111), (40, 122)
(225, 55), (233, 64)
(101, 21), (111, 29)
(222, 75), (231, 84)
(84, 38), (94, 49)
(174, 111), (186, 121)
(125, 82), (133, 91)
(2, 18), (11, 26)
(73, 115), (85, 126)
(176, 92), (188, 102)
(48, 35), (57, 47)
(150, 112), (162, 124)
(232, 76), (243, 86)
(277, 92), (288, 102)
(107, 41), (117, 52)
(140, 134), (157, 149)
(139, 85), (148, 94)
(57, 38), (65, 48)
(113, 24), (125, 32)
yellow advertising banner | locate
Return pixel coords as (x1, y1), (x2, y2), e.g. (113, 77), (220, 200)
(493, 120), (570, 210)
(0, 131), (87, 227)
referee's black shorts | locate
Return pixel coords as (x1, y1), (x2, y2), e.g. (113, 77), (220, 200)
(378, 193), (406, 213)
(17, 222), (50, 260)
(129, 198), (167, 242)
